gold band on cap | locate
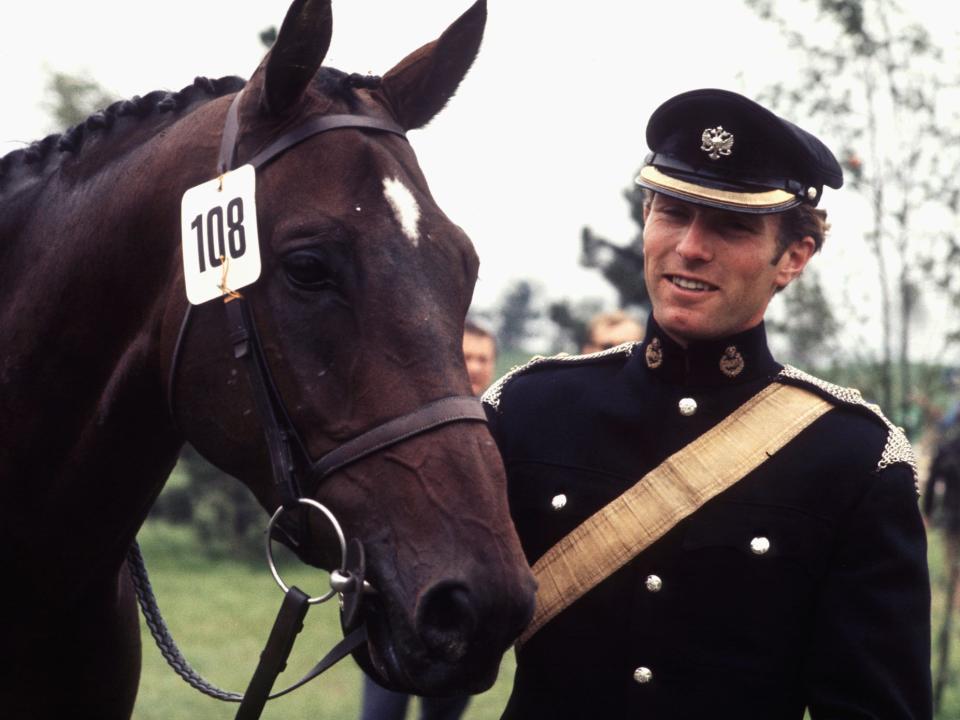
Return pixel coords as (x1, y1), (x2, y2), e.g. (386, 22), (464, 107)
(636, 165), (798, 211)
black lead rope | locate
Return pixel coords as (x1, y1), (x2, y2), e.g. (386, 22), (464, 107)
(128, 542), (368, 707)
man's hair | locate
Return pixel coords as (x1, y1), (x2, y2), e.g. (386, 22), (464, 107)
(464, 319), (497, 352)
(587, 310), (641, 342)
(775, 203), (830, 259)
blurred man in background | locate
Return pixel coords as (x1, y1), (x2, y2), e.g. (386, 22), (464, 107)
(463, 320), (497, 396)
(580, 310), (643, 354)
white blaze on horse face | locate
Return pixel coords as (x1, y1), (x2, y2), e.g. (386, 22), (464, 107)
(382, 177), (421, 246)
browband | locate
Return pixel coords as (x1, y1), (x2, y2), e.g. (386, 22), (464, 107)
(217, 89), (407, 175)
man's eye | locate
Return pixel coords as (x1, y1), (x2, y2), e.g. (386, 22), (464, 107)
(727, 221), (757, 234)
(660, 206), (688, 219)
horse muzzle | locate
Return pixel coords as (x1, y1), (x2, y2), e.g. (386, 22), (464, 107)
(354, 563), (536, 695)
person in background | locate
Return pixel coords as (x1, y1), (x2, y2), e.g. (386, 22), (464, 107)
(484, 88), (930, 719)
(580, 310), (643, 354)
(462, 320), (497, 397)
(358, 322), (496, 720)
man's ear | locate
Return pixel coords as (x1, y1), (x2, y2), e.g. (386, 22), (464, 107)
(774, 236), (816, 290)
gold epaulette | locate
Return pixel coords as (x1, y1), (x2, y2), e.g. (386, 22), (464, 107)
(481, 343), (637, 412)
(777, 365), (918, 491)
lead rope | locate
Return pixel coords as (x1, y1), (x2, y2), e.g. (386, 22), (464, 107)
(128, 541), (368, 707)
(128, 541), (244, 701)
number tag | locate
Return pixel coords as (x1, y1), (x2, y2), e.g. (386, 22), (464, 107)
(180, 164), (261, 305)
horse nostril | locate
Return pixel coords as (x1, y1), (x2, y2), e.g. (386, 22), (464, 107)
(415, 583), (478, 663)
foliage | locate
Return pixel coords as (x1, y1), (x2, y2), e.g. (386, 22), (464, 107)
(150, 445), (266, 561)
(550, 183), (651, 350)
(493, 279), (542, 352)
(746, 0), (960, 424)
(767, 267), (841, 370)
(43, 71), (114, 131)
(259, 26), (278, 49)
(547, 296), (604, 352)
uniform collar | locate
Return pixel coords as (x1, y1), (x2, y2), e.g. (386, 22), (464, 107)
(637, 316), (780, 387)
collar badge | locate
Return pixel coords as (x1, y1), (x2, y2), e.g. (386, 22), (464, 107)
(719, 346), (745, 378)
(645, 337), (663, 369)
(701, 126), (735, 160)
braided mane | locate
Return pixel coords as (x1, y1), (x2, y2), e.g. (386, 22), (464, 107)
(0, 68), (380, 189)
(0, 68), (384, 192)
(0, 75), (246, 189)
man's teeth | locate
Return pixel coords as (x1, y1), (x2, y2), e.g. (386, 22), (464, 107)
(671, 276), (713, 291)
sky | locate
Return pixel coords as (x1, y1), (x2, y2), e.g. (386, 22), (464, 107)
(1, 1), (957, 360)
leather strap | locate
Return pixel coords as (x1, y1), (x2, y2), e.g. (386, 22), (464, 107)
(248, 114), (406, 170)
(313, 396), (487, 480)
(217, 89), (406, 175)
(519, 381), (833, 644)
(234, 588), (368, 720)
(225, 296), (301, 509)
(235, 586), (310, 720)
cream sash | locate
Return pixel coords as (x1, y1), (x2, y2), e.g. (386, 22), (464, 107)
(519, 382), (832, 644)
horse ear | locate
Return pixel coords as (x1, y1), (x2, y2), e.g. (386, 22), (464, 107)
(261, 0), (333, 116)
(381, 0), (487, 130)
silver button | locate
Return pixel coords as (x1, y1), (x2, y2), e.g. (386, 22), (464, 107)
(633, 666), (653, 684)
(678, 397), (698, 416)
(645, 575), (662, 592)
(806, 186), (818, 200)
(750, 536), (771, 555)
(550, 493), (567, 511)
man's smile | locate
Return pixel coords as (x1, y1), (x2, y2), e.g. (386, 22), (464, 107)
(665, 274), (719, 292)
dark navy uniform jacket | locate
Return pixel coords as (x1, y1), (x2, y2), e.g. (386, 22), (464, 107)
(485, 319), (931, 720)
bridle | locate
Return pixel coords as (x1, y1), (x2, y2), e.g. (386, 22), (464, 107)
(137, 87), (488, 719)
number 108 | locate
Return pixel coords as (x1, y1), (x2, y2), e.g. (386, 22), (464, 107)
(191, 197), (246, 272)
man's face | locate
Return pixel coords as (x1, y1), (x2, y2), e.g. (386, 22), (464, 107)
(642, 194), (812, 345)
(463, 332), (496, 396)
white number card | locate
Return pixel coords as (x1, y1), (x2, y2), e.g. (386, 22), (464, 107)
(181, 164), (261, 305)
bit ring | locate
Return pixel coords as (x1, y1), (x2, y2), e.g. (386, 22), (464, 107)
(265, 498), (347, 604)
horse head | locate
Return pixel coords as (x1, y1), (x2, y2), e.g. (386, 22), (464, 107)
(166, 0), (535, 693)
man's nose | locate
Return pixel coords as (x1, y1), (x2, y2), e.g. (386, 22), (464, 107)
(675, 218), (714, 262)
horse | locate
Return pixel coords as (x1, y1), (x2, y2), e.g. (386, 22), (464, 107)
(0, 1), (536, 716)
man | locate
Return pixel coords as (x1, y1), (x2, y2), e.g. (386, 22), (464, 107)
(484, 89), (930, 718)
(581, 310), (643, 354)
(358, 321), (496, 720)
(463, 320), (497, 396)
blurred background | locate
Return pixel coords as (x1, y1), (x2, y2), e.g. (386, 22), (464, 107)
(4, 0), (959, 717)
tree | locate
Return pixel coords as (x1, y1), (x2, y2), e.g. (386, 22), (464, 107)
(746, 0), (960, 423)
(260, 26), (277, 49)
(495, 279), (541, 352)
(767, 268), (841, 371)
(43, 71), (115, 131)
(549, 180), (650, 350)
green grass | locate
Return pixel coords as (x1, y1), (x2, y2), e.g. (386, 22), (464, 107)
(132, 521), (516, 720)
(929, 527), (960, 719)
(135, 520), (960, 719)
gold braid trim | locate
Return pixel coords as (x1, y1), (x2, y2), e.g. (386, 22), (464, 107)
(481, 343), (637, 412)
(777, 365), (918, 492)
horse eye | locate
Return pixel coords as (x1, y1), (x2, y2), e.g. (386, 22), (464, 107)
(282, 250), (337, 291)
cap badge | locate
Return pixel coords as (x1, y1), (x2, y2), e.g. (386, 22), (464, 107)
(645, 337), (663, 369)
(700, 126), (735, 160)
(719, 346), (745, 378)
